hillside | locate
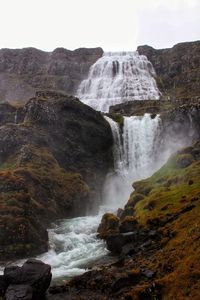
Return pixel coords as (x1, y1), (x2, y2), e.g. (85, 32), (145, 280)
(48, 142), (200, 299)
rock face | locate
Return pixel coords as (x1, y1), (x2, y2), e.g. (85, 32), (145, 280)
(137, 41), (200, 100)
(0, 47), (103, 103)
(1, 259), (51, 300)
(109, 99), (200, 161)
(0, 91), (113, 258)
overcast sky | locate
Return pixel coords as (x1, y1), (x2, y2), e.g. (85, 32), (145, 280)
(0, 0), (199, 51)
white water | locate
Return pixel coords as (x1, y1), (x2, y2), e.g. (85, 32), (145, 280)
(37, 215), (108, 279)
(77, 51), (160, 112)
(0, 53), (164, 280)
(38, 114), (162, 279)
(0, 114), (163, 279)
(103, 114), (162, 208)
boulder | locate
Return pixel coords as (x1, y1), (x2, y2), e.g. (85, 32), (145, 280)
(5, 284), (33, 300)
(4, 259), (51, 299)
(120, 207), (135, 220)
(0, 275), (8, 296)
(97, 213), (119, 237)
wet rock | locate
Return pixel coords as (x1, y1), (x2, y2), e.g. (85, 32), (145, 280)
(106, 231), (139, 254)
(121, 243), (136, 256)
(119, 216), (138, 233)
(97, 213), (119, 237)
(111, 271), (141, 293)
(5, 284), (33, 300)
(117, 208), (124, 218)
(142, 269), (155, 279)
(0, 275), (8, 296)
(106, 234), (125, 253)
(4, 259), (52, 299)
(120, 207), (135, 220)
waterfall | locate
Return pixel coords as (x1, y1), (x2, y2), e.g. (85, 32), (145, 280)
(77, 51), (161, 112)
(122, 114), (162, 180)
(1, 52), (163, 281)
(103, 114), (162, 208)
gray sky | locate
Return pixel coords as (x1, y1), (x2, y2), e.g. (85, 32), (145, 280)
(0, 0), (199, 51)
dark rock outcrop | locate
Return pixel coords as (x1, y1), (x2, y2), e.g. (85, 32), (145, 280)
(109, 99), (200, 160)
(1, 259), (51, 300)
(0, 47), (103, 103)
(137, 41), (200, 100)
(0, 91), (113, 258)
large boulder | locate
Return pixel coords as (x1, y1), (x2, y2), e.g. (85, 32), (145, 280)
(3, 259), (51, 299)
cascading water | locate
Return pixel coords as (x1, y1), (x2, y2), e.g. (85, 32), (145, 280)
(0, 52), (164, 280)
(103, 114), (162, 208)
(77, 51), (161, 112)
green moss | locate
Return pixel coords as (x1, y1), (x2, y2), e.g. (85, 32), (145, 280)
(109, 113), (124, 128)
(130, 145), (200, 225)
(0, 160), (16, 170)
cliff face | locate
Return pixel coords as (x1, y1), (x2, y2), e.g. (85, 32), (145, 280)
(137, 41), (200, 100)
(0, 47), (103, 103)
(0, 91), (113, 259)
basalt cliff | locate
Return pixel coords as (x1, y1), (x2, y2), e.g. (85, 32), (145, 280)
(138, 41), (200, 100)
(0, 47), (103, 103)
(0, 41), (199, 104)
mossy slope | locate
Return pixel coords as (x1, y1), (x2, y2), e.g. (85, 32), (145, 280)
(125, 141), (200, 299)
(0, 144), (89, 259)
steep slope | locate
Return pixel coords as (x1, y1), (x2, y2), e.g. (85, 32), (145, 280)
(47, 142), (200, 299)
(94, 141), (200, 299)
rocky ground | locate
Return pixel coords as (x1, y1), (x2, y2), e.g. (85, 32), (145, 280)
(47, 141), (200, 300)
(0, 91), (113, 259)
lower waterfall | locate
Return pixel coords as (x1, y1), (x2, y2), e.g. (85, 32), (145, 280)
(0, 114), (167, 280)
(36, 114), (164, 279)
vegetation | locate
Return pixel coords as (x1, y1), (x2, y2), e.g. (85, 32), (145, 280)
(0, 144), (90, 259)
(126, 141), (200, 299)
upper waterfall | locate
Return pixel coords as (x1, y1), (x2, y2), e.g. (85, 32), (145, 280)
(77, 51), (161, 112)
